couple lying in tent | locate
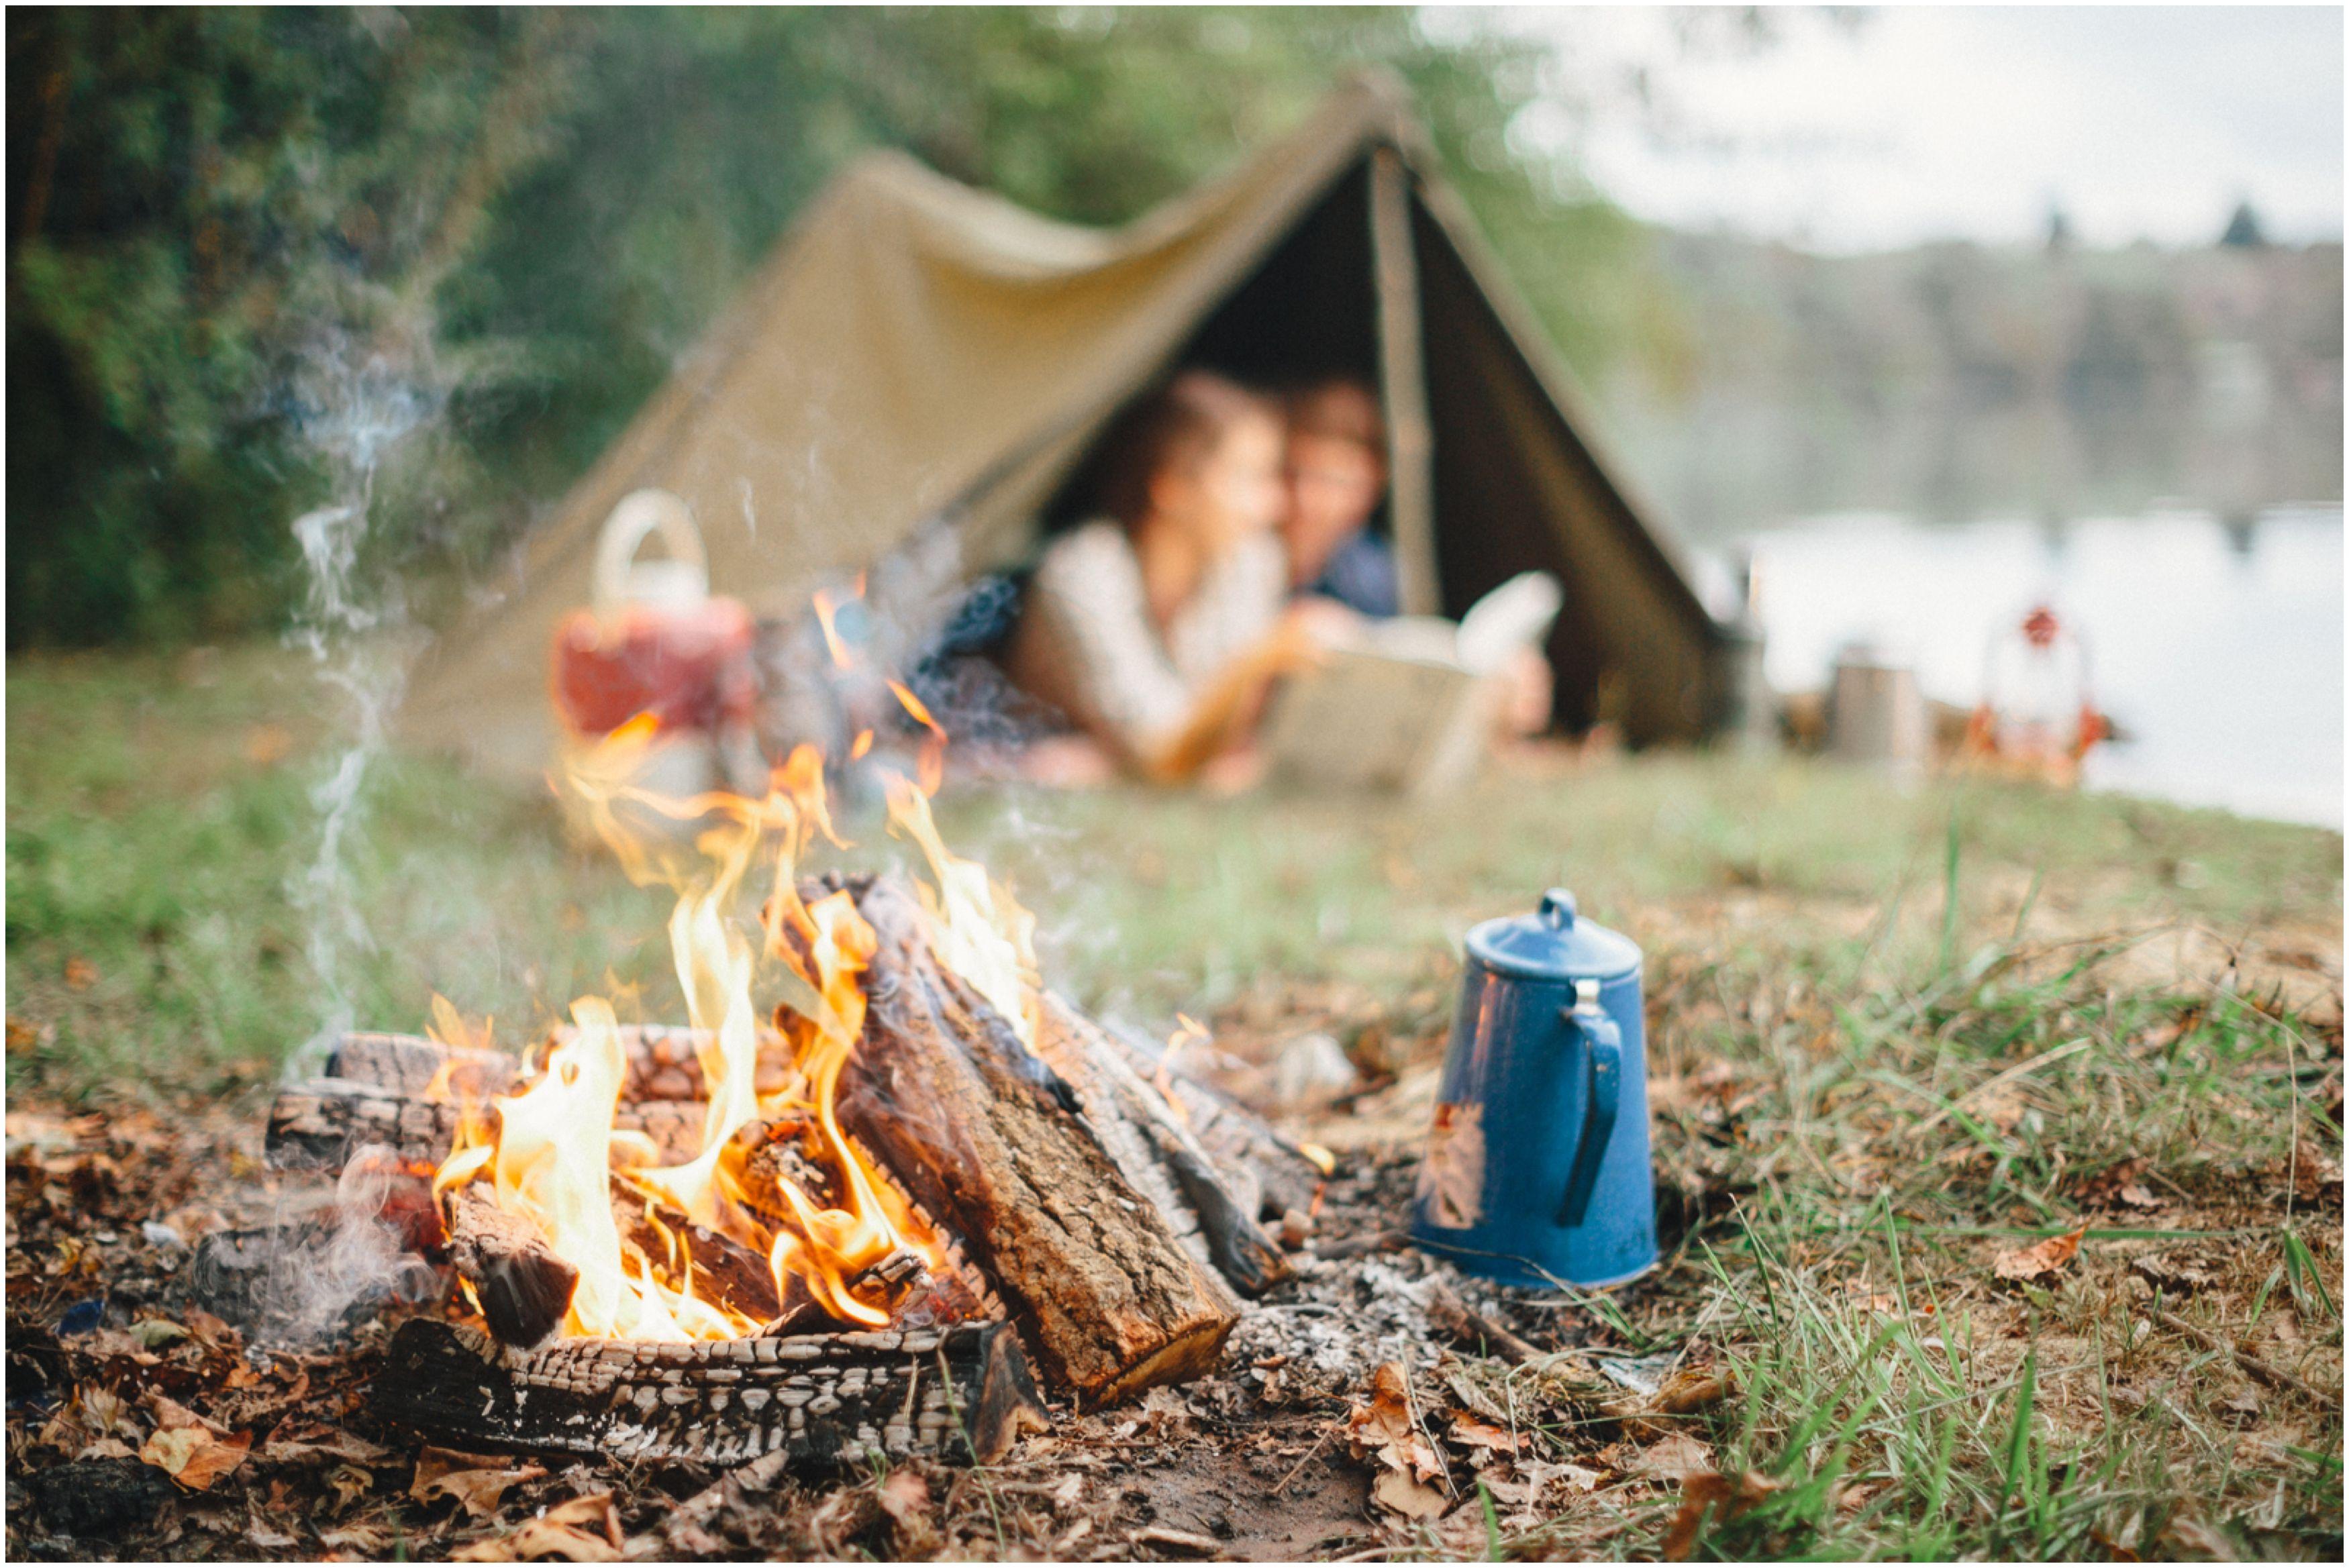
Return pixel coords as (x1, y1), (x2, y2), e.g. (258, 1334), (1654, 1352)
(994, 370), (1555, 792)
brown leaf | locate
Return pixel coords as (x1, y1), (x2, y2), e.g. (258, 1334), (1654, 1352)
(1446, 1413), (1521, 1454)
(1630, 1433), (1716, 1484)
(543, 1493), (623, 1549)
(411, 1447), (548, 1521)
(1372, 1467), (1452, 1520)
(1993, 1224), (2087, 1282)
(140, 1422), (252, 1491)
(1662, 1470), (1781, 1561)
(1652, 1367), (1732, 1415)
(319, 1521), (392, 1555)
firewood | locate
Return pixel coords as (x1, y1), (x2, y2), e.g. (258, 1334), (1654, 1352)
(444, 1184), (579, 1349)
(1033, 992), (1289, 1296)
(836, 876), (1236, 1406)
(609, 1179), (783, 1324)
(371, 1317), (1048, 1466)
(265, 1079), (473, 1171)
(1096, 1020), (1328, 1220)
(264, 1078), (707, 1170)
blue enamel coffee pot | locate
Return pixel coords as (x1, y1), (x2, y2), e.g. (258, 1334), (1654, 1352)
(1410, 889), (1657, 1288)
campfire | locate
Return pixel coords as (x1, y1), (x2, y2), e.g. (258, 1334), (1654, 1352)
(244, 663), (1326, 1475)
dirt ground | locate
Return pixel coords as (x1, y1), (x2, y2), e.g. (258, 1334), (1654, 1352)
(7, 935), (2342, 1562)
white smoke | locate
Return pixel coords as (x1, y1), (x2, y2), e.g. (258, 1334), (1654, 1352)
(281, 333), (439, 1076)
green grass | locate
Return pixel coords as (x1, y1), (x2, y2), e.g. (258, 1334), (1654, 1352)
(7, 643), (2342, 1559)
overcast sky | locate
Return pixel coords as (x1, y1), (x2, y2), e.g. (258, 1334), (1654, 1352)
(1475, 5), (2344, 253)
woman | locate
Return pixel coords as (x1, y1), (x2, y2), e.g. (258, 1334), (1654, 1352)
(1007, 370), (1314, 784)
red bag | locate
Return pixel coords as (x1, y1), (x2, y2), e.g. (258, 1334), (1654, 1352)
(552, 597), (754, 738)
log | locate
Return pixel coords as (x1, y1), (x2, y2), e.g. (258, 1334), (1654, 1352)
(610, 1178), (783, 1325)
(265, 1079), (707, 1170)
(26, 1457), (178, 1538)
(1033, 992), (1289, 1296)
(1098, 1019), (1328, 1219)
(446, 1184), (579, 1349)
(371, 1317), (1047, 1467)
(838, 876), (1237, 1406)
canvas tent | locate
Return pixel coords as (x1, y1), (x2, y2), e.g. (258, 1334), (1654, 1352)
(401, 74), (1735, 779)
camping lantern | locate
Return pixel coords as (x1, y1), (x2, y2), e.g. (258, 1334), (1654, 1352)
(550, 489), (756, 802)
(1411, 888), (1657, 1289)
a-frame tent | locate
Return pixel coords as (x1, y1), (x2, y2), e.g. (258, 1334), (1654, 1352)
(399, 74), (1733, 779)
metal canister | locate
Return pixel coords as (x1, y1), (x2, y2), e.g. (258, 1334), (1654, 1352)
(1410, 888), (1657, 1288)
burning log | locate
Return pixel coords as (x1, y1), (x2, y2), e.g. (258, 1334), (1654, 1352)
(371, 1317), (1046, 1467)
(1032, 993), (1289, 1296)
(609, 1180), (784, 1325)
(445, 1184), (579, 1350)
(839, 876), (1237, 1406)
(266, 1077), (708, 1170)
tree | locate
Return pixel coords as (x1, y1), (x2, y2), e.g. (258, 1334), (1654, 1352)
(7, 8), (1675, 648)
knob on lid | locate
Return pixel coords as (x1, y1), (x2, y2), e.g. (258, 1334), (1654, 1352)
(1467, 887), (1641, 983)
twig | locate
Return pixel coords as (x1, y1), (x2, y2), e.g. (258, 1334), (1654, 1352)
(1314, 1227), (1409, 1260)
(1424, 1279), (1540, 1365)
(2154, 1308), (2341, 1411)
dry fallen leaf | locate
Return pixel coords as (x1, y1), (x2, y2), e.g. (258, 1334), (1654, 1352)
(1446, 1413), (1521, 1454)
(1652, 1367), (1732, 1416)
(1630, 1433), (1717, 1485)
(411, 1446), (548, 1521)
(543, 1493), (624, 1549)
(1993, 1224), (2087, 1282)
(1373, 1467), (1452, 1520)
(1662, 1469), (1783, 1560)
(140, 1422), (252, 1492)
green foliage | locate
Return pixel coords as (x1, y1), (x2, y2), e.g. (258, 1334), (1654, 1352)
(8, 6), (1667, 648)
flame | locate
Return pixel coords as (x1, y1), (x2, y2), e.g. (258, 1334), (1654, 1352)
(887, 680), (948, 796)
(434, 582), (1066, 1343)
(811, 577), (862, 671)
(883, 774), (1038, 1048)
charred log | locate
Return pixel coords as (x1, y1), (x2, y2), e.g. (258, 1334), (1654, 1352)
(1032, 994), (1289, 1296)
(838, 876), (1236, 1406)
(371, 1317), (1046, 1467)
(444, 1184), (579, 1349)
(609, 1180), (783, 1325)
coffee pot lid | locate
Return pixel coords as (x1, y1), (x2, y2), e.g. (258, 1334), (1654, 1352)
(1466, 888), (1640, 984)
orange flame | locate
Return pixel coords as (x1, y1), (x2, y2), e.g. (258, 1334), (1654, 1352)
(436, 576), (1061, 1344)
(887, 680), (948, 796)
(811, 580), (860, 672)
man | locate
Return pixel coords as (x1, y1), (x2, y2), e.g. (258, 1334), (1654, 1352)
(1281, 378), (1398, 619)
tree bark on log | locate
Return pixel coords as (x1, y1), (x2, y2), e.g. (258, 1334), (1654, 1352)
(1031, 993), (1289, 1296)
(371, 1317), (1046, 1467)
(838, 876), (1236, 1406)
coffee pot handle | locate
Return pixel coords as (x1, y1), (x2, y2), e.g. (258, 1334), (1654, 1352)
(1555, 1002), (1621, 1227)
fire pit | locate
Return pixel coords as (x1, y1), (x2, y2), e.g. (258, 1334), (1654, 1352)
(223, 719), (1325, 1477)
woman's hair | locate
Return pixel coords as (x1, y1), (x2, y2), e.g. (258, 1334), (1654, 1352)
(1095, 370), (1276, 527)
(1285, 377), (1386, 454)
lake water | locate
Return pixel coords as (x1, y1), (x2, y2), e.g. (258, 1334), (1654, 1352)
(1732, 505), (2343, 828)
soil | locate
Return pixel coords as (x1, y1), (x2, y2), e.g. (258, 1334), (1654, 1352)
(3, 1090), (1670, 1562)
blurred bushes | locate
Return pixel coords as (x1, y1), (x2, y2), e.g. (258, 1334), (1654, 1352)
(7, 6), (1659, 649)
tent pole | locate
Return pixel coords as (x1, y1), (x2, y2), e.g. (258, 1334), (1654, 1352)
(1368, 146), (1440, 617)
